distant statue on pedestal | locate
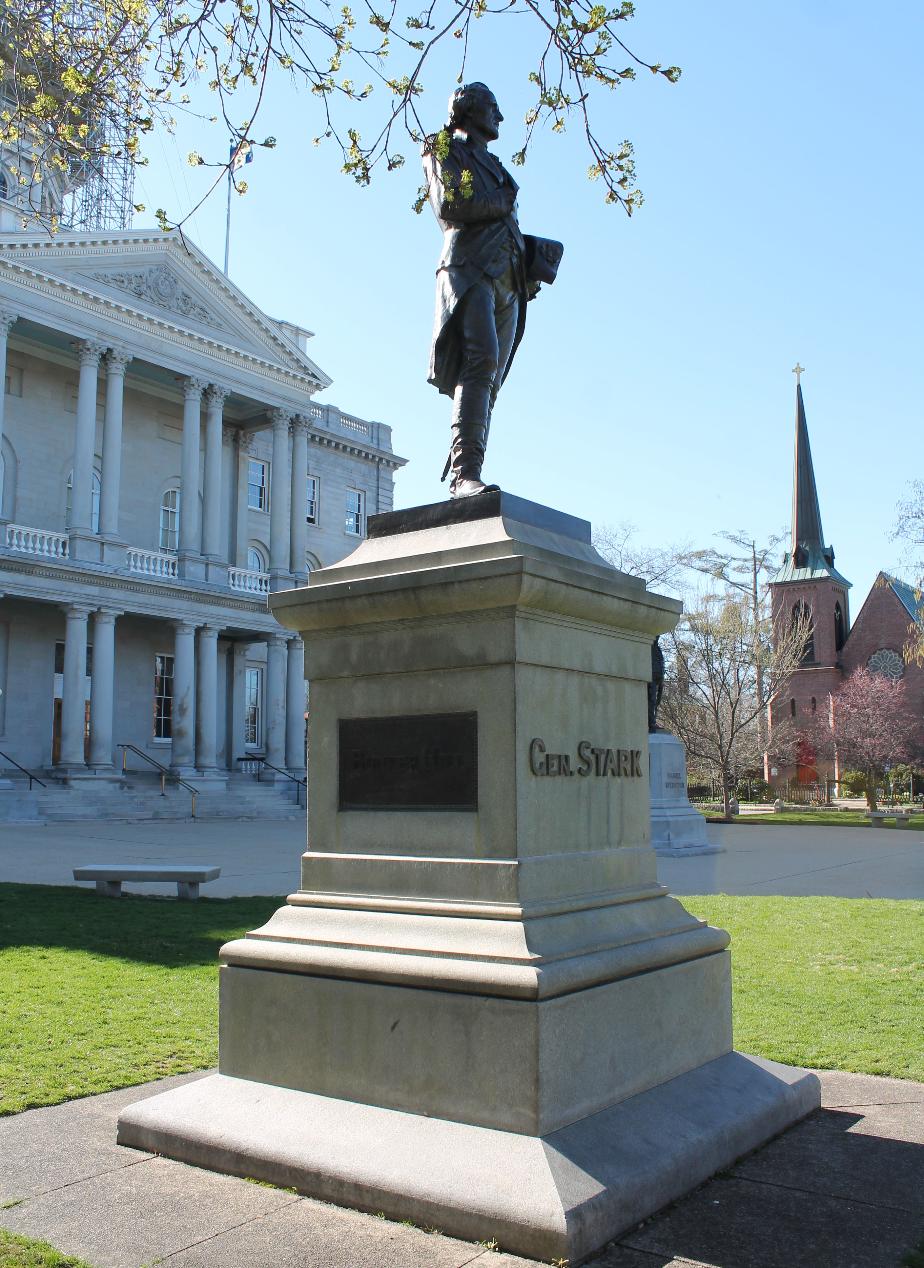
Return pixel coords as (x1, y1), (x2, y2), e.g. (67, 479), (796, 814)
(422, 82), (563, 499)
(648, 637), (664, 733)
(646, 636), (721, 856)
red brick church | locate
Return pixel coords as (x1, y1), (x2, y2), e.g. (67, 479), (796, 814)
(768, 375), (924, 787)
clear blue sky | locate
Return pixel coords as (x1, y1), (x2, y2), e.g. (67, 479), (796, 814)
(135, 0), (923, 609)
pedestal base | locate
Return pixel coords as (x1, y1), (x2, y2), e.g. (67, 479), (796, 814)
(118, 1052), (819, 1264)
(649, 731), (722, 856)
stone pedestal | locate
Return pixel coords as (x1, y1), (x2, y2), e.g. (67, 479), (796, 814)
(649, 730), (722, 856)
(118, 493), (819, 1264)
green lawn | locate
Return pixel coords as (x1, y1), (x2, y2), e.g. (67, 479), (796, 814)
(724, 810), (924, 828)
(0, 885), (280, 1116)
(1, 884), (921, 1120)
(684, 894), (923, 1081)
(0, 1228), (95, 1267)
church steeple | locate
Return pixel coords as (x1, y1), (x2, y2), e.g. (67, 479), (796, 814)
(791, 381), (825, 558)
(774, 368), (850, 587)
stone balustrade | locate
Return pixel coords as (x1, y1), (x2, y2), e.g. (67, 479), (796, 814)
(306, 402), (378, 443)
(127, 547), (179, 579)
(5, 522), (69, 559)
(229, 566), (270, 596)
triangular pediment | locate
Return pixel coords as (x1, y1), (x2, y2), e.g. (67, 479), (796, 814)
(0, 230), (330, 387)
(79, 259), (229, 333)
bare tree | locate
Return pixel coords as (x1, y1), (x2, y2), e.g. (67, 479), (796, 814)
(661, 591), (811, 819)
(0, 0), (680, 229)
(892, 480), (924, 665)
(594, 521), (691, 594)
(807, 667), (920, 812)
(683, 529), (787, 758)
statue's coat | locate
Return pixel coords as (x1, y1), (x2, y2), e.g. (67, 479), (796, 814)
(423, 134), (527, 399)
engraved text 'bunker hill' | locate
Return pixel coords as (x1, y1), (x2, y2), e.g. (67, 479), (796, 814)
(529, 738), (643, 779)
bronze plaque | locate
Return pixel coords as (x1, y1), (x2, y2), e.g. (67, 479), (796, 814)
(338, 713), (478, 811)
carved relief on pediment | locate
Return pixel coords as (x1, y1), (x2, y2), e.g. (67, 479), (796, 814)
(85, 264), (223, 329)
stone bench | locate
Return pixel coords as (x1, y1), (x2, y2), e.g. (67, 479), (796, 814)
(866, 811), (914, 829)
(73, 864), (221, 900)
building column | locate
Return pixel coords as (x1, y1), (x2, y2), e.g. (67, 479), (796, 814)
(264, 633), (288, 771)
(289, 417), (309, 583)
(178, 377), (205, 577)
(98, 349), (130, 549)
(234, 433), (255, 568)
(230, 642), (249, 765)
(195, 624), (222, 774)
(88, 608), (121, 770)
(58, 604), (93, 769)
(171, 619), (198, 773)
(285, 636), (306, 774)
(0, 310), (17, 521)
(202, 386), (228, 564)
(69, 340), (106, 558)
(268, 408), (292, 589)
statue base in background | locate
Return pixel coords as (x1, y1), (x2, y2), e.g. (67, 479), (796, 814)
(649, 730), (722, 856)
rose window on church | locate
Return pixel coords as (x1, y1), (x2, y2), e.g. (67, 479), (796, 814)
(867, 648), (905, 680)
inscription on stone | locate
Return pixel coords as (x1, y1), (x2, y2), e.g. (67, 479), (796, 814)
(529, 738), (643, 778)
(339, 713), (478, 811)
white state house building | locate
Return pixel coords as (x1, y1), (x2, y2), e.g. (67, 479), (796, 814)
(0, 227), (405, 813)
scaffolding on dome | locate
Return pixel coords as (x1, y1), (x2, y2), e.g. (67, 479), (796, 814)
(0, 2), (137, 233)
(63, 107), (136, 232)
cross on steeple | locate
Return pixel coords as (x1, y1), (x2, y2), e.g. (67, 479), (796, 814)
(792, 362), (805, 385)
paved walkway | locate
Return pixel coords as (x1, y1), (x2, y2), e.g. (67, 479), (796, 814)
(659, 822), (924, 899)
(1, 819), (921, 898)
(1, 1069), (921, 1268)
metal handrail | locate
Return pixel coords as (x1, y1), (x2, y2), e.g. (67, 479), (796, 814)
(118, 744), (198, 818)
(0, 750), (47, 789)
(236, 756), (307, 806)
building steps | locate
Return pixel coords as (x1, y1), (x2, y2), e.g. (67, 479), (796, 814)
(0, 773), (304, 823)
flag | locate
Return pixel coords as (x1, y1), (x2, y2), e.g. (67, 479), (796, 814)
(229, 140), (253, 172)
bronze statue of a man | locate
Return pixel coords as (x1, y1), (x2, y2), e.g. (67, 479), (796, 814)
(423, 83), (562, 498)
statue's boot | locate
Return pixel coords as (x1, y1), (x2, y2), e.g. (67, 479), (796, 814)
(447, 388), (498, 499)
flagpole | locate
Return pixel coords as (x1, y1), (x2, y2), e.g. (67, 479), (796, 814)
(223, 163), (232, 276)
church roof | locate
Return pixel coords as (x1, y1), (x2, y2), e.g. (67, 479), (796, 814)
(773, 380), (851, 587)
(885, 574), (924, 624)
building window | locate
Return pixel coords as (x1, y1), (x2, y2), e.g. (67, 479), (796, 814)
(159, 489), (180, 552)
(834, 601), (846, 653)
(54, 641), (93, 677)
(306, 474), (319, 525)
(244, 666), (264, 747)
(345, 488), (365, 536)
(0, 171), (7, 199)
(792, 601), (814, 664)
(154, 654), (174, 740)
(811, 697), (817, 714)
(790, 698), (797, 718)
(867, 647), (905, 681)
(247, 545), (267, 573)
(248, 459), (268, 511)
(65, 469), (101, 533)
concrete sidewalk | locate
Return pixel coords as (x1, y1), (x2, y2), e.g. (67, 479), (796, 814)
(2, 819), (922, 899)
(1, 1069), (921, 1268)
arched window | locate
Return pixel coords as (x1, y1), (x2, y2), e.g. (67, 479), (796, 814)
(790, 698), (797, 718)
(247, 545), (267, 573)
(792, 601), (815, 664)
(159, 489), (180, 552)
(834, 601), (846, 653)
(65, 469), (101, 533)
